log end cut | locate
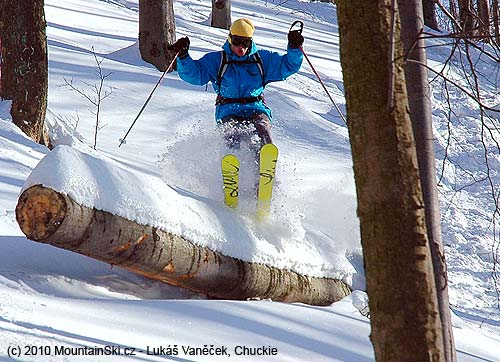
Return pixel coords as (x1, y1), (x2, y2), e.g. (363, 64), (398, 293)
(16, 185), (67, 241)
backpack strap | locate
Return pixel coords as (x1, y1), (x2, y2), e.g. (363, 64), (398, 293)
(217, 51), (229, 87)
(252, 52), (266, 86)
(216, 50), (266, 89)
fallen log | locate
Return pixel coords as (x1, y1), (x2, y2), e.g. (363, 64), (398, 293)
(16, 184), (351, 305)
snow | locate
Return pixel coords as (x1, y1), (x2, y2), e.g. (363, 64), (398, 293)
(0, 0), (499, 361)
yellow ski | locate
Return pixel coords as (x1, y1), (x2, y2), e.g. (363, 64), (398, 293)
(257, 143), (278, 218)
(221, 154), (239, 208)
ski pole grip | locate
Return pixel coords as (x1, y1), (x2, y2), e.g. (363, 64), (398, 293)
(289, 20), (304, 34)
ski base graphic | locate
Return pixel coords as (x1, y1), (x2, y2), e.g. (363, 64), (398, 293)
(221, 154), (239, 208)
(257, 143), (278, 218)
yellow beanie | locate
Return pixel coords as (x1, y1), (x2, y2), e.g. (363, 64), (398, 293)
(229, 18), (255, 38)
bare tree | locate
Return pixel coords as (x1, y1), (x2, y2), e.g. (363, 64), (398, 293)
(336, 0), (445, 360)
(458, 0), (477, 37)
(0, 0), (49, 145)
(423, 0), (440, 30)
(448, 0), (459, 18)
(477, 0), (491, 41)
(61, 49), (113, 150)
(398, 1), (456, 361)
(139, 0), (176, 71)
(493, 0), (500, 43)
(211, 0), (231, 30)
(424, 0), (500, 318)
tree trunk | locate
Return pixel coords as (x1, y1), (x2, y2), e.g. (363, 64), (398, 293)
(336, 1), (445, 361)
(477, 0), (491, 41)
(458, 0), (477, 37)
(398, 1), (457, 361)
(16, 185), (351, 305)
(494, 0), (500, 43)
(138, 0), (176, 71)
(422, 0), (440, 31)
(211, 0), (231, 30)
(0, 0), (49, 145)
(449, 0), (459, 19)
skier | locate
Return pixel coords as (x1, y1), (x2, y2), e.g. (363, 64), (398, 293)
(168, 18), (304, 151)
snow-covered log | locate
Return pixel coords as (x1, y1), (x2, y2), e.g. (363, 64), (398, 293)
(16, 185), (351, 305)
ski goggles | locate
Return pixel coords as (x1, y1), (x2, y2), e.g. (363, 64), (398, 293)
(230, 34), (252, 48)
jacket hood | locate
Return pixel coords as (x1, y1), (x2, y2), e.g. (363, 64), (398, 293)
(222, 40), (258, 59)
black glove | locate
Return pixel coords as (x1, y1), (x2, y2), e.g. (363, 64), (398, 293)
(288, 30), (304, 48)
(168, 37), (190, 58)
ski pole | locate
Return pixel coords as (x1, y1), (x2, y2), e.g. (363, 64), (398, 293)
(300, 48), (347, 124)
(119, 51), (179, 147)
(290, 21), (347, 125)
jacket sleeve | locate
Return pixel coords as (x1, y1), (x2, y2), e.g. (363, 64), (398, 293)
(176, 52), (220, 86)
(260, 47), (303, 84)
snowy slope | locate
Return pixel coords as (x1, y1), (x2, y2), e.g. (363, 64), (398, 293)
(0, 0), (499, 361)
(41, 0), (361, 283)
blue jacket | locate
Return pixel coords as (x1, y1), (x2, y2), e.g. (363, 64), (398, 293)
(176, 40), (303, 122)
